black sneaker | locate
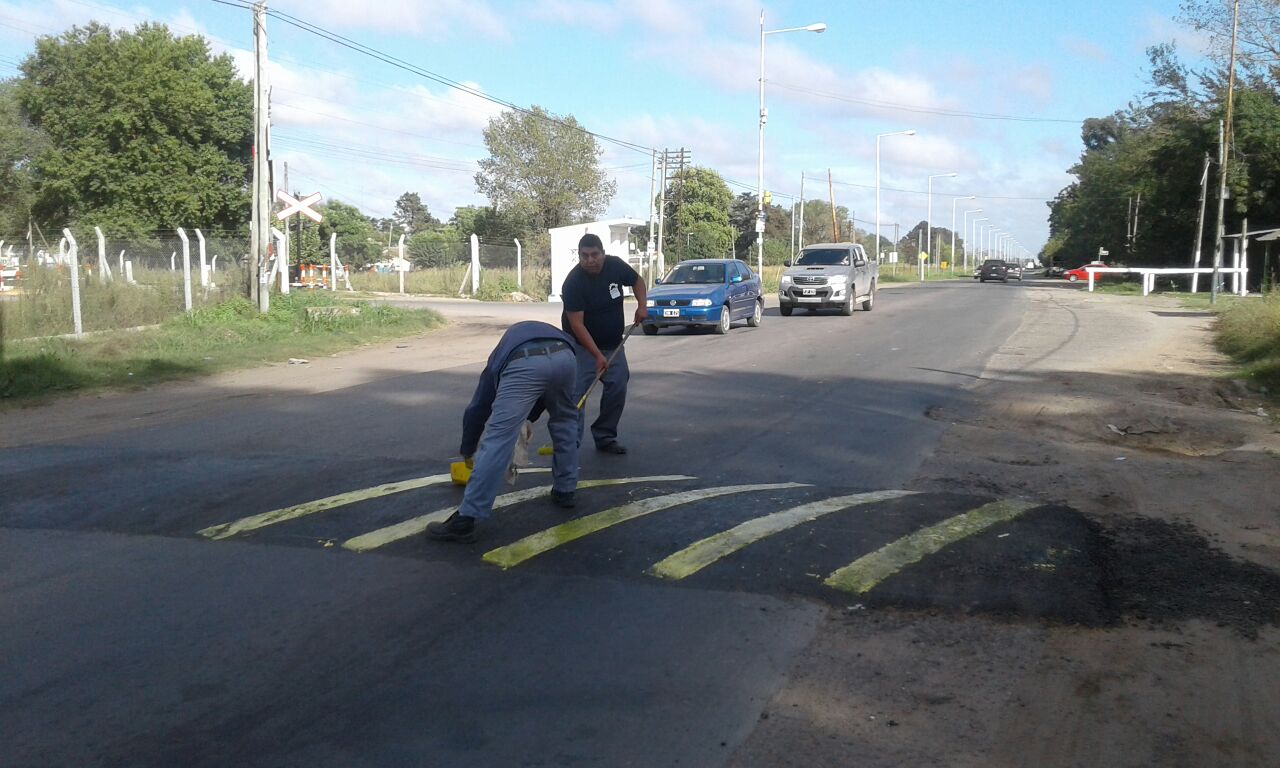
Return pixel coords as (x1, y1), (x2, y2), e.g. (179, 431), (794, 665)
(550, 490), (576, 509)
(596, 441), (627, 455)
(426, 511), (476, 543)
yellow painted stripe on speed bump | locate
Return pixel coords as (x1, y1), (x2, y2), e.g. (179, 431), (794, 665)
(342, 475), (694, 553)
(823, 499), (1039, 594)
(196, 469), (543, 540)
(650, 489), (918, 580)
(482, 483), (808, 569)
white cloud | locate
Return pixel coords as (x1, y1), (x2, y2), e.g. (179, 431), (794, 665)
(528, 0), (619, 33)
(1062, 35), (1108, 63)
(271, 0), (511, 41)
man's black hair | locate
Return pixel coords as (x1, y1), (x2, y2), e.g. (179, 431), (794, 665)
(578, 233), (604, 251)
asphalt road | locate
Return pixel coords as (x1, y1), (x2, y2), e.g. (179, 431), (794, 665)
(2, 279), (1040, 767)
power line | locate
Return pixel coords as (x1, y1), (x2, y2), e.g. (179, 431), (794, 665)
(207, 0), (655, 157)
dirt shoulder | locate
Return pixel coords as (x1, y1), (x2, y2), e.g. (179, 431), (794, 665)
(731, 284), (1280, 767)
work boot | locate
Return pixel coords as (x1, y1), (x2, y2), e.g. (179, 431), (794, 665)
(550, 489), (576, 509)
(596, 441), (627, 455)
(426, 511), (476, 543)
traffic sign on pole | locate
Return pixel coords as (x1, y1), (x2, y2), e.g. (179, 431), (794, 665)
(276, 190), (323, 223)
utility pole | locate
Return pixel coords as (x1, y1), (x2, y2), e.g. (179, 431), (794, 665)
(827, 169), (838, 240)
(1192, 153), (1211, 292)
(250, 1), (272, 313)
(656, 151), (668, 279)
(1213, 0), (1240, 305)
(647, 149), (656, 285)
(798, 172), (805, 249)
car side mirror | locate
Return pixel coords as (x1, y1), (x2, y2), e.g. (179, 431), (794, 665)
(654, 278), (663, 285)
(783, 260), (791, 267)
(731, 275), (742, 283)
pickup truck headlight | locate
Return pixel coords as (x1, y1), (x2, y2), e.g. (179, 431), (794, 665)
(691, 298), (713, 307)
(645, 299), (655, 307)
(780, 275), (792, 287)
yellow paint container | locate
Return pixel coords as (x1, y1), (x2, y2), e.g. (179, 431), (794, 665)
(450, 460), (472, 486)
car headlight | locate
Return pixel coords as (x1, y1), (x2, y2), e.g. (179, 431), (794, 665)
(780, 275), (792, 287)
(645, 299), (655, 307)
(691, 298), (713, 307)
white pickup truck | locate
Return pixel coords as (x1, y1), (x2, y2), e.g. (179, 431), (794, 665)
(778, 242), (878, 316)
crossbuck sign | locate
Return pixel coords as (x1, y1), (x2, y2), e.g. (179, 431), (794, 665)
(276, 190), (323, 223)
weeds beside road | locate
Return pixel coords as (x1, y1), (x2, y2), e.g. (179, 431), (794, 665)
(0, 292), (444, 402)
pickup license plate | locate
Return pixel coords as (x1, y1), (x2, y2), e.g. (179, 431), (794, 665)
(662, 308), (680, 317)
(801, 288), (816, 296)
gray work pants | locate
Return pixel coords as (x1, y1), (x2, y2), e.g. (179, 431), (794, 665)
(574, 344), (629, 448)
(460, 347), (579, 520)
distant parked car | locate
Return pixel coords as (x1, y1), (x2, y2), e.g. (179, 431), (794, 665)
(1045, 265), (1065, 278)
(1004, 262), (1023, 281)
(979, 259), (1008, 283)
(643, 259), (763, 335)
(1063, 261), (1109, 282)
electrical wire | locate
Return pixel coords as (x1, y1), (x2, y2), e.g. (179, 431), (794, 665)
(768, 80), (1080, 124)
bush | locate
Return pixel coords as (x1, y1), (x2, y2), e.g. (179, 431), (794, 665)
(1216, 293), (1280, 390)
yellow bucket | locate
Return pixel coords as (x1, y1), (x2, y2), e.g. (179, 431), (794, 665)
(450, 460), (472, 486)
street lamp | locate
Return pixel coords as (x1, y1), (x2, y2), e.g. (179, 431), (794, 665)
(962, 208), (982, 269)
(986, 228), (1001, 262)
(875, 129), (916, 263)
(758, 12), (826, 277)
(950, 195), (975, 271)
(925, 172), (957, 268)
(972, 217), (988, 265)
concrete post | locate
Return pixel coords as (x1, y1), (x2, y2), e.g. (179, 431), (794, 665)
(329, 232), (338, 291)
(125, 260), (135, 284)
(272, 227), (290, 294)
(63, 230), (83, 337)
(398, 233), (406, 294)
(470, 233), (480, 295)
(177, 227), (193, 311)
(118, 249), (125, 276)
(94, 226), (111, 283)
(514, 238), (522, 291)
(195, 228), (209, 287)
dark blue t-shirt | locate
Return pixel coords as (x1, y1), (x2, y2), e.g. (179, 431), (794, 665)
(560, 255), (639, 349)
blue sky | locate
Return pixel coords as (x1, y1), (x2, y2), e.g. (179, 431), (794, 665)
(0, 0), (1213, 254)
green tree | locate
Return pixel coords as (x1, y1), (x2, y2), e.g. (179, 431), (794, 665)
(475, 106), (615, 231)
(320, 200), (381, 269)
(16, 22), (252, 236)
(407, 228), (465, 268)
(659, 166), (734, 261)
(392, 192), (439, 234)
(0, 79), (45, 235)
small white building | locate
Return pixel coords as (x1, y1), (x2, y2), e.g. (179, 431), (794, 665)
(548, 217), (647, 302)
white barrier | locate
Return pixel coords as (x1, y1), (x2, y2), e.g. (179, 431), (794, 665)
(1086, 266), (1249, 296)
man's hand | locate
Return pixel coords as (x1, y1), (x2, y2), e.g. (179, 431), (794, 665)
(633, 307), (647, 326)
(594, 352), (608, 376)
(464, 456), (475, 469)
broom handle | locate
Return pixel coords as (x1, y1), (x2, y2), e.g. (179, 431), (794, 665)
(576, 322), (639, 410)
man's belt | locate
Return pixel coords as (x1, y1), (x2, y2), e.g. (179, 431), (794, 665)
(511, 340), (570, 360)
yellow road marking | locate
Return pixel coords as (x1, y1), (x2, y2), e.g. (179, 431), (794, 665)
(342, 475), (694, 553)
(823, 499), (1038, 594)
(649, 489), (918, 580)
(482, 483), (808, 569)
(197, 468), (544, 540)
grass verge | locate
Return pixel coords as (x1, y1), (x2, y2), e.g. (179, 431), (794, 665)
(1214, 292), (1280, 392)
(0, 292), (444, 403)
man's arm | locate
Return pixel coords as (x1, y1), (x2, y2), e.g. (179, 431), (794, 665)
(460, 368), (497, 457)
(566, 310), (607, 375)
(630, 278), (647, 326)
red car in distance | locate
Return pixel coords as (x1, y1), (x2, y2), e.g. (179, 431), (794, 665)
(1063, 261), (1109, 282)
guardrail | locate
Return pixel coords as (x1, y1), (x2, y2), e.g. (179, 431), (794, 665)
(1086, 266), (1249, 296)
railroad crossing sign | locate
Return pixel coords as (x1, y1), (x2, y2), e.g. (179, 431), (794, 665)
(276, 190), (323, 223)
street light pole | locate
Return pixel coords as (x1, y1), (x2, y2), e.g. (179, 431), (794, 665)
(926, 172), (957, 268)
(962, 208), (982, 269)
(758, 12), (825, 277)
(972, 218), (988, 265)
(875, 129), (916, 263)
(951, 195), (975, 271)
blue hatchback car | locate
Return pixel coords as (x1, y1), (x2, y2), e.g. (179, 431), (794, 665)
(642, 259), (764, 335)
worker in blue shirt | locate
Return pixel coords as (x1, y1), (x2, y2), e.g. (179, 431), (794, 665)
(427, 321), (580, 543)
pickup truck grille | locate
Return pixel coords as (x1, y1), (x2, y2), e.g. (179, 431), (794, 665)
(793, 275), (827, 285)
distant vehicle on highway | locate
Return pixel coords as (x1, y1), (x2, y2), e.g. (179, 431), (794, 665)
(778, 242), (877, 316)
(1064, 261), (1109, 282)
(1004, 262), (1024, 281)
(978, 259), (1009, 283)
(643, 258), (762, 335)
(1045, 265), (1065, 278)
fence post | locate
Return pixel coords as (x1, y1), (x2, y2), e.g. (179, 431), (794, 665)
(177, 228), (193, 311)
(118, 249), (125, 277)
(470, 233), (480, 295)
(94, 226), (111, 284)
(171, 252), (176, 271)
(195, 228), (209, 288)
(63, 229), (83, 337)
(329, 232), (338, 291)
(514, 238), (522, 292)
(125, 260), (134, 284)
(398, 233), (406, 294)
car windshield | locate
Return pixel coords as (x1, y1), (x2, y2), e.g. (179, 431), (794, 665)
(794, 249), (850, 266)
(664, 263), (725, 284)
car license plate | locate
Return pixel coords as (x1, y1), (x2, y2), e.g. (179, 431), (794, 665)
(663, 308), (680, 317)
(802, 288), (816, 296)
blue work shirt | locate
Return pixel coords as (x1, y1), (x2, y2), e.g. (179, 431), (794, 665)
(460, 321), (577, 456)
